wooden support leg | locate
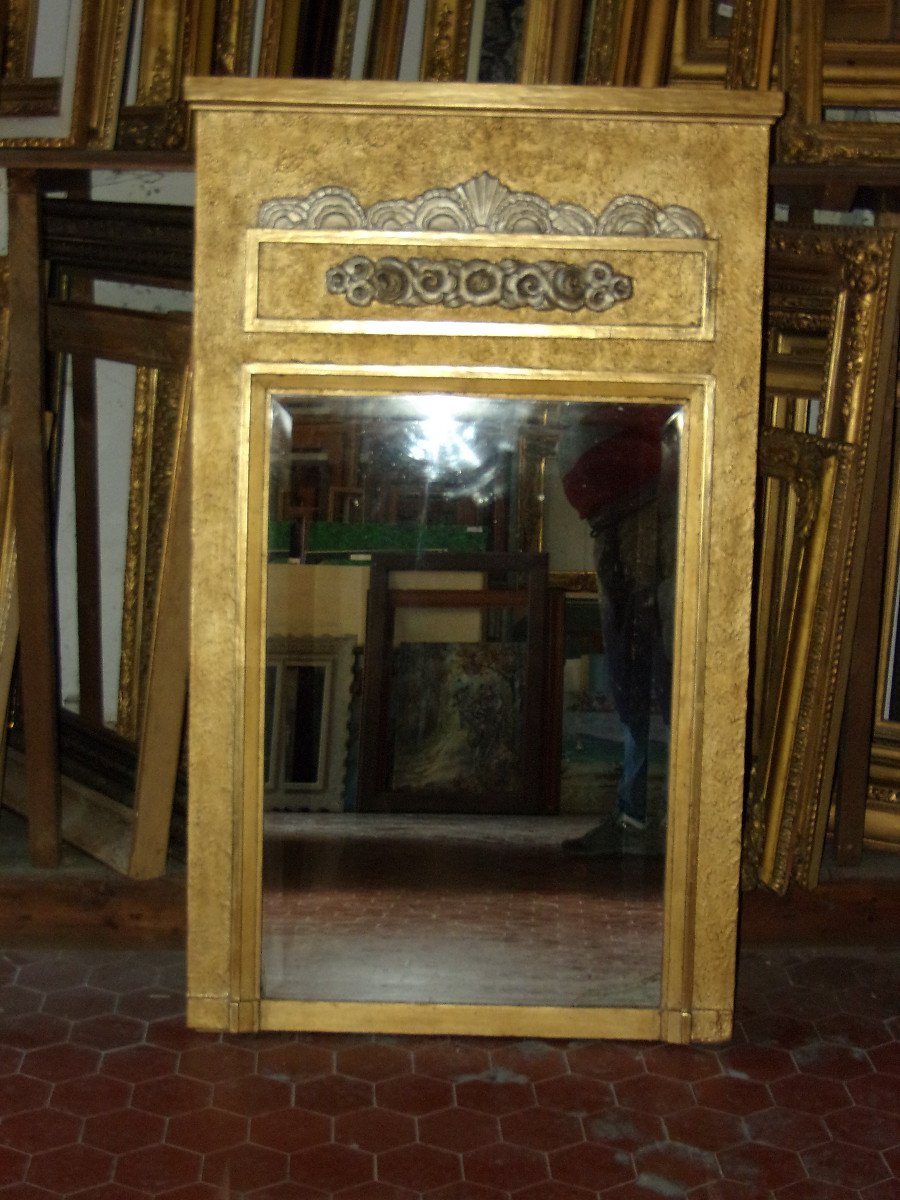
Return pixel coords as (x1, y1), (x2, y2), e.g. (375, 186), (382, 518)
(7, 169), (61, 867)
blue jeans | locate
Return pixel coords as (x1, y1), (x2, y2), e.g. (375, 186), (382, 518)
(591, 496), (674, 825)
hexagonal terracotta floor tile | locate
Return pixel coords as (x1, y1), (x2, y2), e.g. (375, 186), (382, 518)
(413, 1041), (491, 1081)
(291, 1143), (374, 1192)
(101, 1045), (178, 1083)
(293, 1075), (372, 1116)
(717, 1141), (805, 1191)
(0, 1107), (81, 1154)
(21, 1044), (99, 1083)
(743, 1105), (828, 1152)
(793, 1041), (874, 1081)
(0, 1048), (22, 1075)
(145, 1019), (217, 1053)
(115, 1144), (201, 1192)
(83, 1106), (166, 1154)
(0, 1074), (51, 1117)
(847, 1072), (900, 1113)
(739, 1014), (817, 1050)
(422, 1183), (507, 1200)
(535, 1074), (614, 1116)
(117, 988), (185, 1022)
(825, 1103), (900, 1150)
(801, 1140), (891, 1189)
(566, 1043), (645, 1082)
(0, 1015), (70, 1052)
(416, 1107), (498, 1155)
(501, 1105), (583, 1152)
(52, 1073), (130, 1116)
(377, 1143), (463, 1192)
(336, 1184), (419, 1200)
(72, 1184), (153, 1200)
(717, 1044), (795, 1082)
(41, 987), (116, 1021)
(213, 1075), (292, 1116)
(773, 1183), (858, 1200)
(768, 986), (840, 1022)
(0, 985), (43, 1017)
(614, 1073), (693, 1117)
(132, 1075), (213, 1116)
(70, 1014), (146, 1050)
(251, 1106), (332, 1153)
(664, 1105), (747, 1151)
(584, 1105), (664, 1150)
(335, 1107), (416, 1153)
(548, 1141), (634, 1190)
(28, 1144), (114, 1192)
(634, 1141), (719, 1190)
(815, 1013), (892, 1049)
(375, 1074), (453, 1116)
(696, 1074), (774, 1118)
(258, 1041), (334, 1082)
(336, 1042), (412, 1082)
(512, 1184), (597, 1200)
(490, 1042), (568, 1082)
(17, 960), (86, 991)
(642, 1045), (720, 1082)
(203, 1143), (289, 1191)
(179, 1043), (256, 1082)
(0, 1145), (27, 1187)
(464, 1142), (547, 1191)
(167, 1106), (248, 1153)
(868, 1041), (900, 1076)
(769, 1073), (850, 1115)
(455, 1076), (534, 1115)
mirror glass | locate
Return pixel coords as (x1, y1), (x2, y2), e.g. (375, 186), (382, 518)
(261, 392), (681, 1010)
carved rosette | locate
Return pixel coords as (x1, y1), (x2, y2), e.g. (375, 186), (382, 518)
(325, 255), (634, 313)
(257, 173), (706, 238)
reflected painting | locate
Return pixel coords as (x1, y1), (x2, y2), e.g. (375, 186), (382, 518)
(261, 393), (680, 1009)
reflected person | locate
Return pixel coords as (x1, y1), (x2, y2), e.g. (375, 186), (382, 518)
(558, 406), (678, 856)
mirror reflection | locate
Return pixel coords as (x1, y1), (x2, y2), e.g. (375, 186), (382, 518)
(262, 393), (680, 1009)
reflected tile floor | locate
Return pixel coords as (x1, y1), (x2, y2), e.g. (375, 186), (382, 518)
(0, 944), (897, 1198)
(262, 819), (664, 1009)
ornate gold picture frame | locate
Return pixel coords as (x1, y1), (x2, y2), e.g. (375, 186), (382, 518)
(744, 226), (900, 893)
(866, 380), (900, 853)
(0, 0), (134, 148)
(777, 0), (900, 164)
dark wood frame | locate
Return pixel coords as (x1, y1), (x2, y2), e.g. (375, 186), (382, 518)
(357, 551), (549, 814)
(1, 171), (193, 872)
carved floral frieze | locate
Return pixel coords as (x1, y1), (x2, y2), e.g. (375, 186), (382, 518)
(324, 255), (634, 313)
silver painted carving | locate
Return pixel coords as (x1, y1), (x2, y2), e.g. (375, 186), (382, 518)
(325, 255), (634, 312)
(257, 172), (706, 238)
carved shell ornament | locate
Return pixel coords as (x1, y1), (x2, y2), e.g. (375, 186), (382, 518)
(256, 172), (707, 238)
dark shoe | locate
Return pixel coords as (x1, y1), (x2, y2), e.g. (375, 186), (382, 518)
(562, 813), (648, 858)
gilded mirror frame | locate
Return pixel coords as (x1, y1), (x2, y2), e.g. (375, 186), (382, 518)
(185, 80), (779, 1042)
